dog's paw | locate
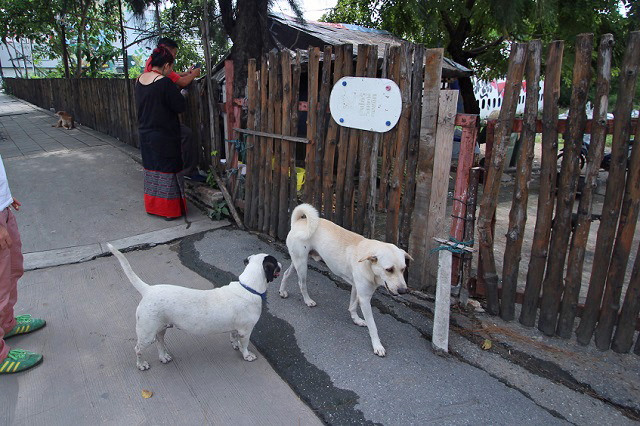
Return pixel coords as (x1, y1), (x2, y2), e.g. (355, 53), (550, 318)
(243, 351), (257, 362)
(353, 317), (367, 327)
(279, 290), (289, 299)
(137, 361), (151, 371)
(373, 344), (386, 357)
(159, 353), (173, 364)
(304, 298), (317, 307)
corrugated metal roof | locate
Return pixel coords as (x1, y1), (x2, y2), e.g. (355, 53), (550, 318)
(268, 13), (473, 78)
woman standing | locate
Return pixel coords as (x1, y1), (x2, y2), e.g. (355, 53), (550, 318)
(135, 45), (187, 219)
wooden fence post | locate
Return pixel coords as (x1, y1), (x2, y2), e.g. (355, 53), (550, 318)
(289, 53), (302, 214)
(432, 249), (453, 353)
(422, 90), (458, 290)
(257, 55), (268, 231)
(244, 59), (257, 228)
(322, 45), (344, 220)
(556, 34), (614, 338)
(477, 42), (528, 315)
(386, 44), (411, 244)
(334, 44), (354, 226)
(263, 51), (277, 234)
(519, 40), (564, 327)
(398, 44), (425, 250)
(594, 114), (640, 349)
(538, 33), (594, 336)
(356, 44), (378, 236)
(278, 53), (293, 240)
(576, 31), (640, 345)
(343, 45), (368, 230)
(408, 48), (443, 290)
(270, 52), (283, 238)
(461, 167), (481, 305)
(313, 46), (332, 214)
(303, 47), (320, 204)
(500, 40), (542, 321)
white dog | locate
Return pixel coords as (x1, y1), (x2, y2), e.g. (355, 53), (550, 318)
(107, 244), (281, 370)
(279, 204), (412, 357)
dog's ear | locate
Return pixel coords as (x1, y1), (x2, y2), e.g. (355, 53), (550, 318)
(358, 255), (378, 263)
(262, 255), (280, 282)
(403, 250), (414, 262)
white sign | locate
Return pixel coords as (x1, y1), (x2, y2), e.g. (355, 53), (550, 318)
(329, 77), (402, 133)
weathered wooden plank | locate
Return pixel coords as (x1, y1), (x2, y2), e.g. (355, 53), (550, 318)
(322, 45), (343, 219)
(269, 51), (282, 238)
(233, 128), (309, 143)
(539, 34), (593, 335)
(398, 44), (425, 250)
(378, 44), (394, 213)
(576, 31), (640, 345)
(519, 41), (564, 327)
(257, 55), (268, 231)
(500, 40), (542, 321)
(245, 59), (258, 229)
(278, 53), (293, 240)
(250, 70), (262, 228)
(477, 42), (528, 315)
(343, 45), (368, 230)
(460, 167), (481, 305)
(334, 44), (354, 226)
(355, 44), (378, 236)
(556, 34), (614, 337)
(408, 48), (443, 289)
(263, 51), (277, 234)
(289, 53), (302, 213)
(312, 46), (332, 213)
(386, 44), (410, 244)
(422, 90), (458, 290)
(304, 47), (321, 204)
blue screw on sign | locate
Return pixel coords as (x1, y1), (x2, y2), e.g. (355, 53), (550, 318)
(386, 121), (391, 126)
(342, 81), (347, 86)
(340, 118), (344, 123)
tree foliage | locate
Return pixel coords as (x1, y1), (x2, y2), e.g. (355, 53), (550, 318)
(323, 0), (634, 111)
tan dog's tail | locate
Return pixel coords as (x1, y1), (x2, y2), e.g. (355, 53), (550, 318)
(107, 243), (149, 296)
(290, 203), (320, 240)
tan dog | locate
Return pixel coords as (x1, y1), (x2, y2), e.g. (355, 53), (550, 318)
(52, 111), (75, 129)
(279, 203), (413, 357)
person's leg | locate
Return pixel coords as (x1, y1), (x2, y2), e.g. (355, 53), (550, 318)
(0, 208), (18, 361)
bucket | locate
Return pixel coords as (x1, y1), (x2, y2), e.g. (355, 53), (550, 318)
(295, 167), (305, 192)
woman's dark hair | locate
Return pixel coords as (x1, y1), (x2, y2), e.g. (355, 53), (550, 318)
(157, 37), (179, 50)
(150, 45), (174, 68)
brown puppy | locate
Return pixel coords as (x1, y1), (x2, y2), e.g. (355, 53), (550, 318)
(52, 111), (75, 129)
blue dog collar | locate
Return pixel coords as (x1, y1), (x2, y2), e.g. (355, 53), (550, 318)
(240, 282), (267, 302)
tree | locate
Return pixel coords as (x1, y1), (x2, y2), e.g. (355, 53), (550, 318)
(217, 0), (303, 97)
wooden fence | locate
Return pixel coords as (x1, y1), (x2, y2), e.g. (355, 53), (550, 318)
(476, 31), (640, 353)
(4, 33), (640, 354)
(2, 77), (221, 173)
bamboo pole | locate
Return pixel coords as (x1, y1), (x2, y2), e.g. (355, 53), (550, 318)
(476, 43), (528, 315)
(576, 31), (640, 345)
(556, 34), (614, 338)
(538, 33), (594, 335)
(519, 41), (564, 327)
(500, 40), (542, 321)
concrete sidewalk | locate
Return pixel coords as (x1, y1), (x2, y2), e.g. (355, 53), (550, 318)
(0, 92), (322, 425)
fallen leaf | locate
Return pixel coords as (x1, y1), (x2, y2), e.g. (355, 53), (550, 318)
(481, 339), (492, 350)
(141, 390), (153, 399)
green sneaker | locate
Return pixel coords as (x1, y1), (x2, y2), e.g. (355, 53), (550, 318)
(0, 349), (43, 373)
(3, 315), (46, 339)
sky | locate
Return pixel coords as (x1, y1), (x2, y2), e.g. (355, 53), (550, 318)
(273, 0), (339, 21)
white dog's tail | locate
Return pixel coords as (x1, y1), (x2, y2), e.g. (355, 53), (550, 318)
(107, 243), (149, 296)
(290, 203), (320, 240)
